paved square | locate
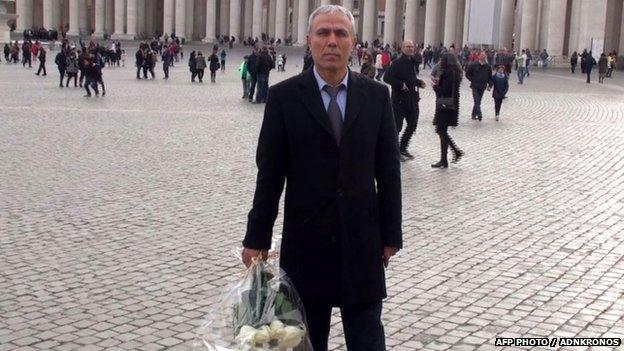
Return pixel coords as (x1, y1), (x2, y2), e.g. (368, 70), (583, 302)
(1, 44), (624, 350)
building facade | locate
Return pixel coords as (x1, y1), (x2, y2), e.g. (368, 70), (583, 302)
(10, 0), (624, 56)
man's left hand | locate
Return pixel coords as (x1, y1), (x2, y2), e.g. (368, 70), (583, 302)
(383, 247), (399, 267)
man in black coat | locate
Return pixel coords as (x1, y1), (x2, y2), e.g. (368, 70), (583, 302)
(54, 49), (67, 87)
(384, 40), (426, 161)
(465, 51), (493, 121)
(246, 49), (258, 102)
(242, 4), (402, 351)
(35, 47), (47, 76)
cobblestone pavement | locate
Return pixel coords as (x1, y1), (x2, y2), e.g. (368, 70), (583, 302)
(1, 44), (624, 351)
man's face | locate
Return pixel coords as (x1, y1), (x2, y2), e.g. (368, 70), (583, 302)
(307, 12), (356, 72)
(402, 41), (415, 56)
(479, 52), (486, 62)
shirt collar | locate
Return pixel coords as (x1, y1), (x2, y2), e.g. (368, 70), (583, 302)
(313, 66), (349, 92)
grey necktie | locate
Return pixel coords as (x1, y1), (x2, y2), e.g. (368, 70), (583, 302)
(322, 84), (344, 145)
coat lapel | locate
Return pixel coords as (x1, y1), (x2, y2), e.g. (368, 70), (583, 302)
(343, 71), (366, 135)
(298, 68), (335, 140)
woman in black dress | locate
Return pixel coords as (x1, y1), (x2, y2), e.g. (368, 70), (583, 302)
(432, 52), (464, 168)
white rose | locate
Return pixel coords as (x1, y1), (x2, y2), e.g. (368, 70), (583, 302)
(269, 320), (285, 340)
(236, 325), (258, 346)
(278, 326), (305, 349)
(254, 326), (271, 345)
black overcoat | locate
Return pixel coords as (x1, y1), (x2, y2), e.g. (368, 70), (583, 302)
(433, 70), (461, 128)
(244, 68), (402, 306)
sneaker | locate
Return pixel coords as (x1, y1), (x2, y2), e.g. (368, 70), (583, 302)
(495, 115), (499, 121)
(400, 150), (414, 160)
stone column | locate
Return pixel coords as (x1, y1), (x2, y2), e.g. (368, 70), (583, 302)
(185, 0), (194, 40)
(105, 0), (115, 35)
(321, 0), (330, 5)
(443, 0), (457, 47)
(619, 6), (624, 57)
(542, 0), (566, 55)
(220, 0), (230, 36)
(296, 0), (309, 45)
(93, 0), (106, 37)
(519, 0), (538, 51)
(230, 0), (241, 39)
(292, 0), (299, 42)
(126, 0), (138, 38)
(163, 0), (174, 36)
(204, 0), (217, 41)
(252, 0), (264, 38)
(454, 0), (465, 48)
(424, 0), (439, 46)
(577, 0), (607, 58)
(274, 0), (287, 40)
(16, 0), (34, 32)
(175, 0), (186, 38)
(43, 0), (60, 30)
(78, 0), (89, 35)
(383, 0), (396, 45)
(361, 0), (376, 44)
(404, 0), (418, 43)
(67, 0), (79, 35)
(244, 0), (253, 37)
(137, 0), (146, 37)
(342, 0), (353, 12)
(462, 0), (470, 46)
(268, 0), (276, 38)
(498, 0), (514, 49)
(112, 0), (124, 38)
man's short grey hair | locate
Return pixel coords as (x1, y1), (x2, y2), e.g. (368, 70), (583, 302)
(307, 5), (357, 36)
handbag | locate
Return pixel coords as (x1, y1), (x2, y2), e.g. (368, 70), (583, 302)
(436, 74), (457, 111)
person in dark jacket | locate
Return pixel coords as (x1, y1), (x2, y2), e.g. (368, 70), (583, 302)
(247, 49), (258, 101)
(580, 49), (588, 73)
(302, 46), (314, 71)
(208, 46), (220, 82)
(54, 49), (67, 87)
(570, 51), (578, 73)
(35, 47), (47, 76)
(188, 50), (197, 82)
(22, 41), (32, 68)
(195, 51), (207, 82)
(383, 40), (426, 161)
(254, 46), (274, 103)
(242, 6), (401, 350)
(432, 52), (463, 168)
(83, 56), (100, 97)
(491, 65), (509, 121)
(586, 51), (596, 83)
(135, 48), (144, 79)
(598, 53), (608, 84)
(65, 50), (80, 87)
(465, 51), (492, 121)
(161, 45), (172, 79)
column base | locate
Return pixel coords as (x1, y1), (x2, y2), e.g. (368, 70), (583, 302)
(92, 32), (106, 39)
(202, 37), (215, 43)
(66, 30), (80, 37)
(111, 33), (135, 40)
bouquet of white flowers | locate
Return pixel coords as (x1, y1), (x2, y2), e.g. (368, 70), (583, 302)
(194, 253), (313, 351)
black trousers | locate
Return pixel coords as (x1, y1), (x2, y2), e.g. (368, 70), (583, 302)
(163, 64), (169, 78)
(303, 300), (385, 351)
(36, 61), (46, 75)
(471, 88), (485, 118)
(494, 98), (503, 115)
(57, 68), (65, 86)
(197, 69), (205, 81)
(571, 64), (576, 73)
(436, 125), (459, 163)
(248, 74), (257, 100)
(66, 73), (77, 86)
(586, 69), (592, 83)
(394, 105), (419, 152)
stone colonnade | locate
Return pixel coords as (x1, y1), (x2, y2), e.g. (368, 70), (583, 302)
(12, 0), (624, 56)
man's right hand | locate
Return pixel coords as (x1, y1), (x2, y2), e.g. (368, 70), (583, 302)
(242, 248), (269, 268)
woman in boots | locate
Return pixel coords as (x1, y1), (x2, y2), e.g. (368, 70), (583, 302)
(432, 53), (464, 168)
